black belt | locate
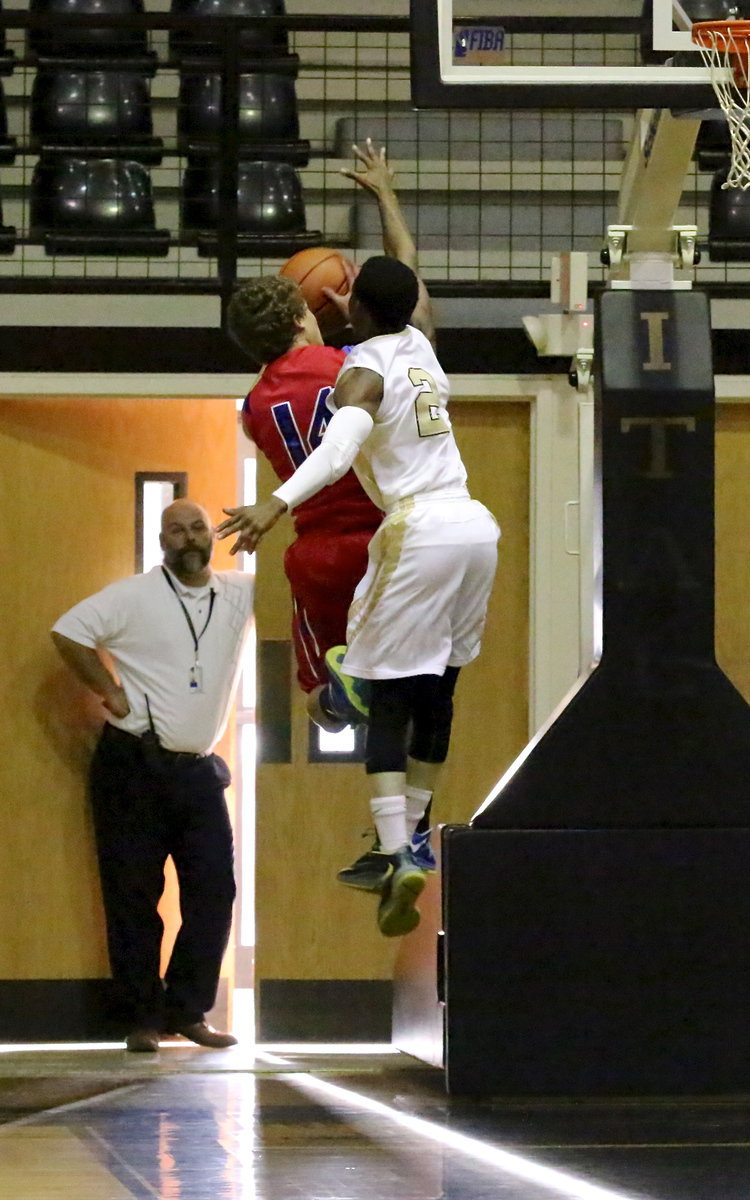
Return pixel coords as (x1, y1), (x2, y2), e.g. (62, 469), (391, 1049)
(102, 722), (207, 762)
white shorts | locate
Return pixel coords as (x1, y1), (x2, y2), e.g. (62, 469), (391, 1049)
(343, 492), (500, 680)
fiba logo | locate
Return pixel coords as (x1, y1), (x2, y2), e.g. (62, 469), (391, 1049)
(453, 24), (506, 58)
(453, 25), (506, 64)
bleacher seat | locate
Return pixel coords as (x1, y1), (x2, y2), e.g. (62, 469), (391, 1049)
(694, 118), (731, 172)
(0, 79), (17, 162)
(180, 157), (320, 255)
(28, 0), (150, 60)
(0, 186), (15, 251)
(708, 166), (750, 261)
(177, 71), (307, 162)
(30, 156), (170, 253)
(30, 68), (162, 161)
(0, 0), (16, 74)
(169, 0), (289, 63)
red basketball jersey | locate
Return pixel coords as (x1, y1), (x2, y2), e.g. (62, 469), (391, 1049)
(242, 344), (382, 536)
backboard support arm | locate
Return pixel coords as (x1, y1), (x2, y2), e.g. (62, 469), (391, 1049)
(605, 108), (701, 288)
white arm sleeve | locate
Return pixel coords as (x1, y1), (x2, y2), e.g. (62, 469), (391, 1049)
(272, 404), (374, 511)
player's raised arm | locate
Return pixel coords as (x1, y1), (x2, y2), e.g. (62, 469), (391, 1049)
(342, 138), (435, 347)
(343, 140), (416, 269)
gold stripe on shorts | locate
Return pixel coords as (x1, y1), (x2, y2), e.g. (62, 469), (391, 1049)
(347, 498), (414, 641)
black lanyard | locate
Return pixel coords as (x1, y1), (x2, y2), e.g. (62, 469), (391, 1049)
(161, 567), (216, 657)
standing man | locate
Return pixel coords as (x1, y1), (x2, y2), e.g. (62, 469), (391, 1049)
(51, 499), (253, 1052)
(226, 140), (429, 734)
(217, 257), (499, 940)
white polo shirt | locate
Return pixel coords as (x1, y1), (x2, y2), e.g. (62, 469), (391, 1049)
(52, 565), (254, 754)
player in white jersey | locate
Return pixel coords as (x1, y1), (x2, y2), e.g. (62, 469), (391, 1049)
(338, 321), (464, 512)
(218, 255), (499, 938)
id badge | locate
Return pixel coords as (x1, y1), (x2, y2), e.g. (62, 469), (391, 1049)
(189, 663), (204, 693)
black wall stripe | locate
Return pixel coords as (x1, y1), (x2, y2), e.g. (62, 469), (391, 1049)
(2, 325), (750, 377)
(258, 980), (392, 1041)
(258, 639), (292, 765)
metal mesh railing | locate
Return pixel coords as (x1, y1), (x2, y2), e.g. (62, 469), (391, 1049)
(0, 11), (746, 297)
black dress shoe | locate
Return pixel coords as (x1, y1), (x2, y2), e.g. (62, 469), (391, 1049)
(171, 1021), (238, 1048)
(125, 1028), (160, 1052)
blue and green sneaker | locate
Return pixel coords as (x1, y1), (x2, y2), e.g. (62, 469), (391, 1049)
(324, 645), (371, 725)
(377, 847), (426, 938)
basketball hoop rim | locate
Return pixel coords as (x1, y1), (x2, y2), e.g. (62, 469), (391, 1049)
(692, 18), (750, 49)
(691, 17), (750, 192)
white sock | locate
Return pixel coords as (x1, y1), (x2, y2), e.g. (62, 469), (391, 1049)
(405, 786), (432, 838)
(370, 795), (408, 854)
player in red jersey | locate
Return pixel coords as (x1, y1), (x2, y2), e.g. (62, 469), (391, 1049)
(227, 140), (431, 732)
(239, 338), (378, 731)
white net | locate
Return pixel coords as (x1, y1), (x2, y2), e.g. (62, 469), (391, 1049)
(693, 21), (750, 189)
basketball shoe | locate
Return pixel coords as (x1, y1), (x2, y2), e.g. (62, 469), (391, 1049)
(377, 847), (426, 938)
(410, 827), (437, 873)
(324, 645), (370, 725)
(338, 829), (436, 891)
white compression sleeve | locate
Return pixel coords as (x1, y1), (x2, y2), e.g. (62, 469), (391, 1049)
(272, 404), (374, 511)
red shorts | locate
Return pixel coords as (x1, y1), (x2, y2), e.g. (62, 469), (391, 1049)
(284, 528), (374, 692)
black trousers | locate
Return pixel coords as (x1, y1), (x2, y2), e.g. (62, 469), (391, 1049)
(89, 723), (236, 1030)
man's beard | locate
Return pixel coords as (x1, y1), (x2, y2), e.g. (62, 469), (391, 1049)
(167, 544), (211, 572)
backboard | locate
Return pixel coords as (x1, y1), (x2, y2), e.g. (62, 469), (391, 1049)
(410, 0), (720, 109)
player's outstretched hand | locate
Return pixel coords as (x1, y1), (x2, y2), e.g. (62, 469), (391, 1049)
(341, 137), (395, 196)
(216, 498), (288, 555)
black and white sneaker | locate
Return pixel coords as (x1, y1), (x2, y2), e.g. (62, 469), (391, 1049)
(337, 835), (392, 892)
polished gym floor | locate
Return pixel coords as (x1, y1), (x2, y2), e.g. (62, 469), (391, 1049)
(0, 1038), (749, 1199)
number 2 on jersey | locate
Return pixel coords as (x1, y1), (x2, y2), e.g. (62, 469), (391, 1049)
(409, 368), (450, 438)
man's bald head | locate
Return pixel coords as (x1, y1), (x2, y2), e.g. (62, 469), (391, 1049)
(161, 498), (212, 534)
(159, 499), (214, 584)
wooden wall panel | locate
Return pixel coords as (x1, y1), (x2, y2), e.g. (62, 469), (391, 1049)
(439, 400), (531, 820)
(4, 383), (748, 1006)
(253, 399), (531, 983)
(716, 403), (750, 702)
(0, 396), (238, 980)
(253, 450), (396, 980)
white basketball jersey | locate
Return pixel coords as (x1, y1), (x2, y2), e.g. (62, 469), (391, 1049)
(336, 325), (467, 512)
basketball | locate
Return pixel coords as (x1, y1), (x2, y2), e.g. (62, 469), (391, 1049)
(279, 246), (355, 338)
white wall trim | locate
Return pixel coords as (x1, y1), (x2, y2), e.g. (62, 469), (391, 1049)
(0, 371), (545, 399)
(0, 374), (255, 397)
(529, 379), (593, 734)
(3, 370), (746, 400)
